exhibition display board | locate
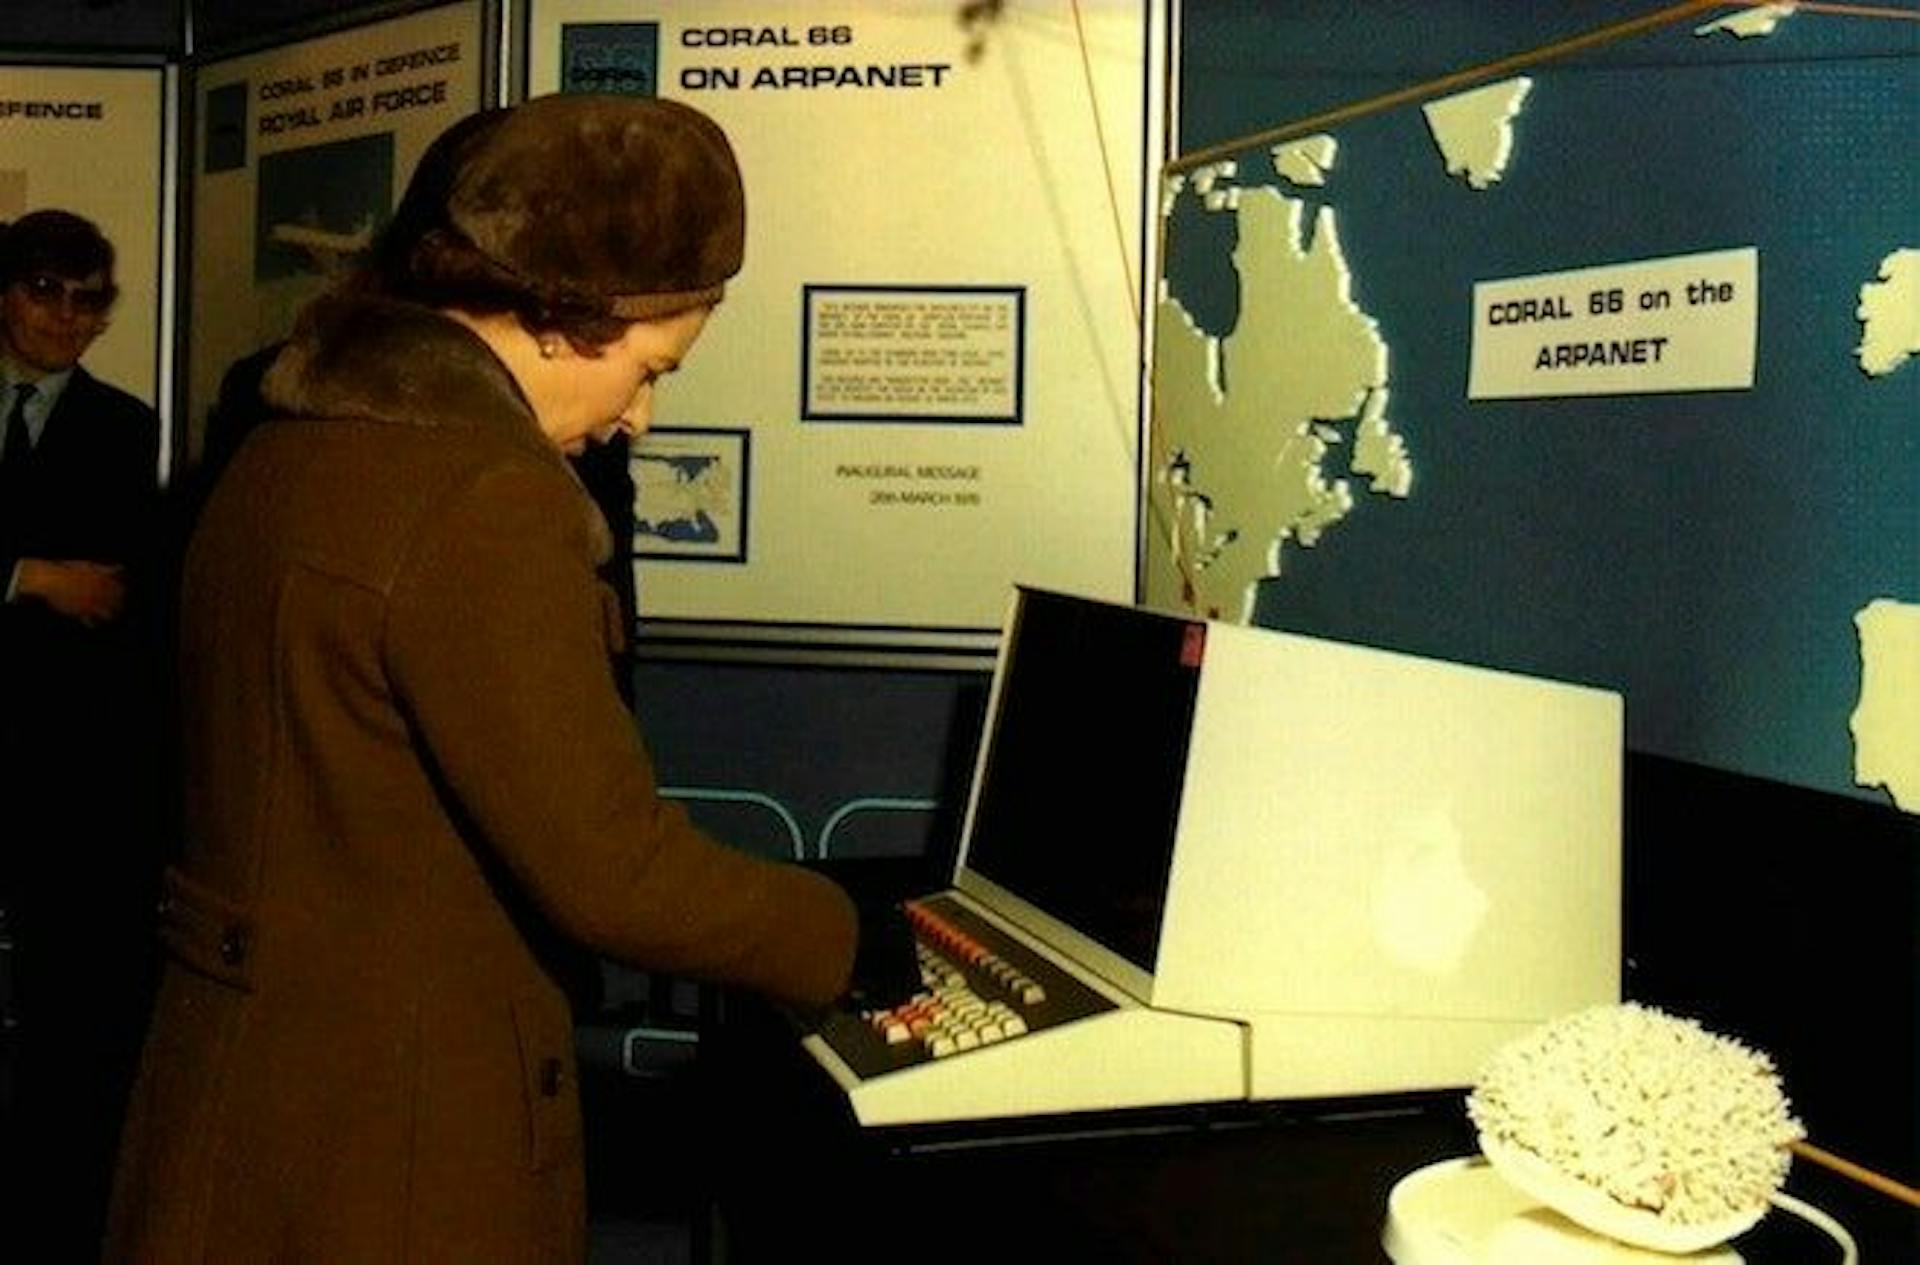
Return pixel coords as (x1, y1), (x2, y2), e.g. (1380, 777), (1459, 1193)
(185, 0), (488, 461)
(527, 0), (1169, 656)
(1148, 2), (1919, 810)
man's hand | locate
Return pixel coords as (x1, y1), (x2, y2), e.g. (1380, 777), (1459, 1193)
(14, 558), (127, 626)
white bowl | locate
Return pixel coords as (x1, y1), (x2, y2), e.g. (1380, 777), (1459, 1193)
(1477, 1133), (1769, 1255)
(1383, 1156), (1744, 1264)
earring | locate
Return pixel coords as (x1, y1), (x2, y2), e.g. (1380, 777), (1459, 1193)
(539, 337), (563, 360)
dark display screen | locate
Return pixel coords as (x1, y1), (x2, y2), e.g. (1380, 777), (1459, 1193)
(965, 590), (1205, 974)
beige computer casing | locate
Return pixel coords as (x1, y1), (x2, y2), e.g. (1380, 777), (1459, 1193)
(815, 589), (1622, 1124)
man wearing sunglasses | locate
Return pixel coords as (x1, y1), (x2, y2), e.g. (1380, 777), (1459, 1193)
(0, 208), (162, 1257)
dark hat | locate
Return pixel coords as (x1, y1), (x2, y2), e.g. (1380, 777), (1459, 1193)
(444, 94), (744, 320)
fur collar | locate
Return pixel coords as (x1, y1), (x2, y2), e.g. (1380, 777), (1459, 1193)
(261, 292), (613, 563)
(263, 293), (546, 452)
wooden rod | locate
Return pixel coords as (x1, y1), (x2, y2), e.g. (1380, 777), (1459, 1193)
(1167, 0), (1725, 175)
(1791, 1140), (1920, 1210)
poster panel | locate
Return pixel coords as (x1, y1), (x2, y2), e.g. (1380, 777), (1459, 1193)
(528, 0), (1167, 656)
(0, 64), (167, 411)
(186, 1), (487, 461)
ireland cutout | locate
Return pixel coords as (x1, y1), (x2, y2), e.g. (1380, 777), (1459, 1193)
(1855, 248), (1918, 378)
(1150, 153), (1408, 621)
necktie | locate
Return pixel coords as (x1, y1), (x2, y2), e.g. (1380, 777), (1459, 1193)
(2, 383), (33, 465)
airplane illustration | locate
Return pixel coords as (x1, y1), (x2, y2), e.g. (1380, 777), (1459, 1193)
(268, 213), (375, 271)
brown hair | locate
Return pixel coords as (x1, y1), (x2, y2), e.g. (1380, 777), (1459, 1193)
(0, 209), (118, 298)
(372, 227), (632, 351)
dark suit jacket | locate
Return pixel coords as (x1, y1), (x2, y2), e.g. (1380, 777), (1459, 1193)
(0, 365), (162, 863)
(0, 364), (161, 641)
(0, 366), (164, 1254)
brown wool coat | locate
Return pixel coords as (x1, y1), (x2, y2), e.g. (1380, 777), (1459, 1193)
(105, 295), (857, 1263)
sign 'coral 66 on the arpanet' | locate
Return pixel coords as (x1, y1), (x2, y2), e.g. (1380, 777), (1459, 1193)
(1468, 247), (1758, 399)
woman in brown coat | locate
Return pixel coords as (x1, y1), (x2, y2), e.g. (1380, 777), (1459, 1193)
(105, 95), (859, 1262)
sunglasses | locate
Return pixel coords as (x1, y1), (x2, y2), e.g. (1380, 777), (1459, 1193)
(15, 273), (116, 316)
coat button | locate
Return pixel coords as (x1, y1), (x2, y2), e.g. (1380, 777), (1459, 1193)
(539, 1057), (565, 1097)
(219, 925), (248, 967)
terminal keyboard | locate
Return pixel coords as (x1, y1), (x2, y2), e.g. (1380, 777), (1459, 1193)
(812, 893), (1115, 1081)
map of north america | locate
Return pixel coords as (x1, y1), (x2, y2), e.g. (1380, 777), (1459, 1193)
(1149, 12), (1917, 813)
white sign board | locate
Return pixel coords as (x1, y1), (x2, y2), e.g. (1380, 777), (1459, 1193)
(1468, 247), (1758, 399)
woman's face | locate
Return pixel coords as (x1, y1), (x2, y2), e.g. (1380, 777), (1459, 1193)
(539, 305), (711, 456)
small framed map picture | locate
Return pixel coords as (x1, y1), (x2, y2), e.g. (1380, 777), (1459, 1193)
(633, 427), (749, 564)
